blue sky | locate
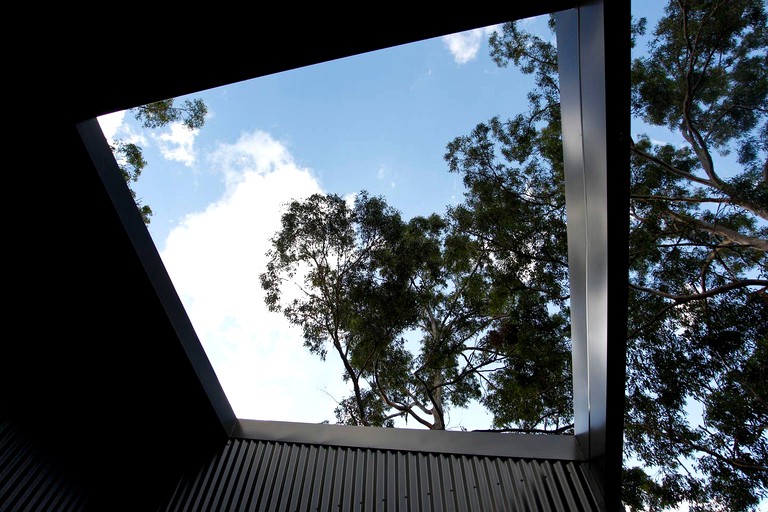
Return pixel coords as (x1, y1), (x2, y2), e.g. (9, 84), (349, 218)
(97, 4), (672, 430)
(98, 16), (556, 430)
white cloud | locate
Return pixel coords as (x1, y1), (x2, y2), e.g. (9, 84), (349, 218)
(97, 111), (126, 141)
(97, 110), (149, 171)
(160, 130), (351, 423)
(377, 165), (397, 189)
(208, 130), (297, 192)
(343, 191), (357, 209)
(97, 110), (147, 148)
(442, 25), (500, 64)
(153, 122), (199, 166)
(410, 67), (434, 90)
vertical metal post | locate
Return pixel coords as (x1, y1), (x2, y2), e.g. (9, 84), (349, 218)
(556, 1), (629, 508)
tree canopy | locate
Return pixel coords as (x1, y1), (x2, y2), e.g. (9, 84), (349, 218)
(625, 1), (767, 508)
(260, 192), (573, 431)
(262, 1), (766, 509)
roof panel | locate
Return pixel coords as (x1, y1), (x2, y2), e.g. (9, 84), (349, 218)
(160, 438), (604, 512)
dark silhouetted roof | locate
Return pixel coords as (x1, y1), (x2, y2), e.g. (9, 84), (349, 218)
(3, 3), (628, 510)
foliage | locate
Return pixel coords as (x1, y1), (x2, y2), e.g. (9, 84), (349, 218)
(260, 192), (415, 427)
(443, 2), (766, 509)
(261, 192), (573, 431)
(110, 98), (208, 224)
(625, 1), (767, 509)
(131, 98), (207, 131)
(110, 140), (152, 223)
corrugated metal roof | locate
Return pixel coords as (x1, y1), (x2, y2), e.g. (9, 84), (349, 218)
(161, 438), (604, 511)
(0, 410), (89, 512)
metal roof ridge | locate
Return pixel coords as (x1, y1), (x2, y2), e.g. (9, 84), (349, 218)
(232, 418), (586, 461)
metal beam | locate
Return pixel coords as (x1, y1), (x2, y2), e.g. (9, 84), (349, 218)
(77, 118), (238, 436)
(234, 419), (585, 461)
(556, 1), (629, 508)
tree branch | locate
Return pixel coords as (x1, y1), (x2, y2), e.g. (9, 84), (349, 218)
(373, 366), (434, 429)
(762, 156), (767, 184)
(631, 194), (733, 204)
(679, 1), (726, 188)
(676, 435), (767, 472)
(382, 410), (407, 422)
(628, 279), (768, 340)
(472, 423), (574, 434)
(331, 337), (368, 426)
(631, 138), (768, 219)
(664, 210), (768, 250)
(413, 372), (445, 430)
(433, 354), (499, 392)
(629, 279), (768, 302)
(630, 138), (716, 189)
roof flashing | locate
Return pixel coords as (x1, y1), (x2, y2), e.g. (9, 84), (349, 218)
(233, 418), (586, 461)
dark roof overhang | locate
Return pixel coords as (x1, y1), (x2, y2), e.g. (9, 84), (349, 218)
(3, 2), (628, 510)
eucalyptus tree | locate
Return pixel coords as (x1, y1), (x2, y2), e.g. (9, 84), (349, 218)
(260, 192), (416, 427)
(260, 190), (570, 430)
(443, 16), (574, 435)
(445, 1), (766, 509)
(372, 213), (506, 430)
(625, 2), (767, 508)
